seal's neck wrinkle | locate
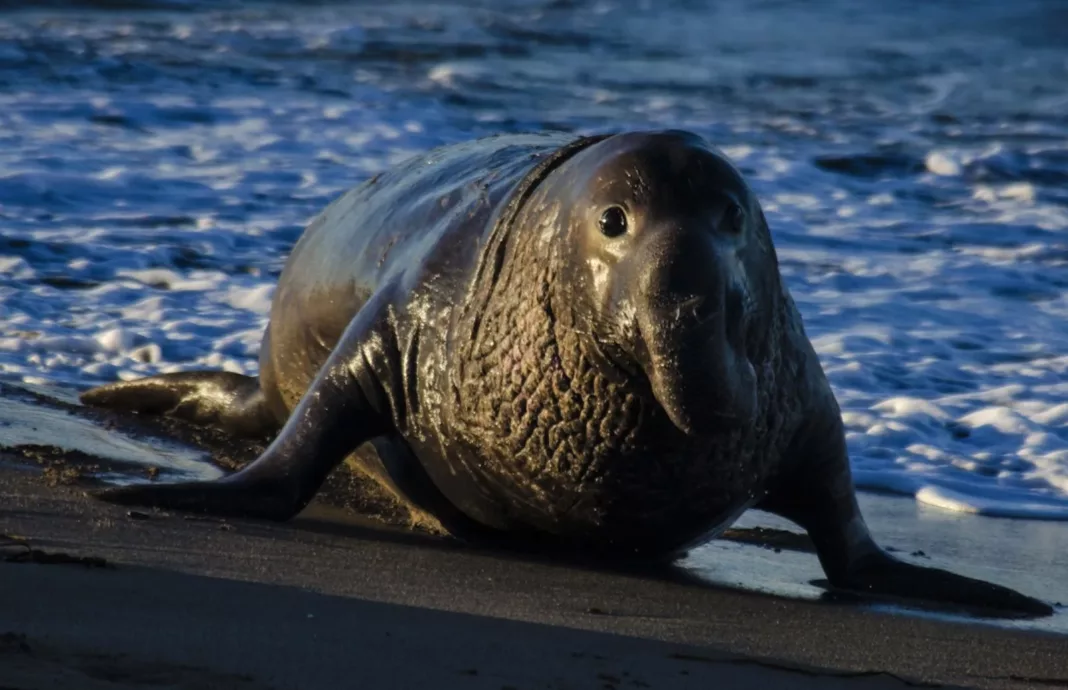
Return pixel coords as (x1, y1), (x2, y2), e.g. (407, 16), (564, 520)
(452, 197), (651, 513)
(459, 133), (611, 337)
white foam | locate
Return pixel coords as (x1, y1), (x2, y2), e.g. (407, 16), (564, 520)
(0, 0), (1065, 522)
(925, 151), (962, 176)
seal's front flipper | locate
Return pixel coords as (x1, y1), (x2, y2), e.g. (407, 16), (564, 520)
(831, 548), (1052, 617)
(761, 403), (1053, 618)
(81, 371), (279, 438)
(93, 297), (396, 521)
(95, 474), (297, 520)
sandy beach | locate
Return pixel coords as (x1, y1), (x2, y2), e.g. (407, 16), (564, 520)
(1, 384), (1066, 690)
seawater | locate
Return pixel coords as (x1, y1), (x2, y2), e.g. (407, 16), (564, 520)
(0, 0), (1066, 518)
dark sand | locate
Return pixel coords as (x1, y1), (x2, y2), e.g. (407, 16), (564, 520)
(1, 382), (1067, 689)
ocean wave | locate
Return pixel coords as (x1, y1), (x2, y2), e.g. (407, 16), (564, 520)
(1, 0), (1066, 520)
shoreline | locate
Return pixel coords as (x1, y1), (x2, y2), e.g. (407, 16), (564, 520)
(3, 464), (1067, 690)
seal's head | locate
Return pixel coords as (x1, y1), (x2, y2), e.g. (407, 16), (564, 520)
(546, 130), (782, 436)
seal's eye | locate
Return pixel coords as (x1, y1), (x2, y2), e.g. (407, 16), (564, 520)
(598, 206), (628, 238)
(726, 203), (746, 234)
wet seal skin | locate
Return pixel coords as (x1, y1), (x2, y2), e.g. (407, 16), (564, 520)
(80, 130), (1053, 617)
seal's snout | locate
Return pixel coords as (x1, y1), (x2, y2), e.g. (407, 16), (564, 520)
(628, 226), (757, 436)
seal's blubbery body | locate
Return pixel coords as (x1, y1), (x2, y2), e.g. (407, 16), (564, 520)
(82, 131), (1051, 615)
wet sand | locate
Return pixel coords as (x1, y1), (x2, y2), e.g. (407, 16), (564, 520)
(3, 466), (1068, 690)
(1, 382), (1067, 689)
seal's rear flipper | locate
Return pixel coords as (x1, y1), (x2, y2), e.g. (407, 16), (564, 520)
(762, 399), (1053, 618)
(80, 371), (279, 438)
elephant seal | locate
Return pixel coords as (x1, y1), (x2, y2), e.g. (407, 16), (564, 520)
(81, 130), (1051, 616)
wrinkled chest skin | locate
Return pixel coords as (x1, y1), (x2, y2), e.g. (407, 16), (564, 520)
(438, 212), (801, 557)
